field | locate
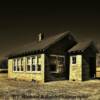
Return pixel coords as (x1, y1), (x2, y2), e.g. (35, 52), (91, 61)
(0, 75), (100, 100)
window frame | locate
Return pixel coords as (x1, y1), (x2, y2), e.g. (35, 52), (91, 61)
(49, 55), (65, 73)
(12, 54), (43, 73)
(31, 56), (37, 72)
(37, 55), (42, 72)
(20, 58), (24, 72)
(13, 59), (17, 72)
(26, 57), (32, 72)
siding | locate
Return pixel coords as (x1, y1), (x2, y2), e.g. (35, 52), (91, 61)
(69, 55), (82, 81)
(8, 54), (45, 83)
(96, 54), (100, 78)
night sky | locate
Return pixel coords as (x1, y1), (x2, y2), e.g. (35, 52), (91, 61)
(0, 1), (100, 59)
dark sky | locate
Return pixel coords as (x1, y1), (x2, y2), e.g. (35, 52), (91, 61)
(0, 1), (100, 59)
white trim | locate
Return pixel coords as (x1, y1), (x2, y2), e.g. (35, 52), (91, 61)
(49, 55), (65, 73)
(50, 54), (65, 57)
(12, 54), (43, 73)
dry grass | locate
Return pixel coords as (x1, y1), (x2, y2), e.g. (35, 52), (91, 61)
(0, 77), (100, 99)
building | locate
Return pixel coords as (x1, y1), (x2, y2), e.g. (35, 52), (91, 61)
(7, 31), (99, 83)
(8, 31), (77, 83)
(68, 41), (98, 81)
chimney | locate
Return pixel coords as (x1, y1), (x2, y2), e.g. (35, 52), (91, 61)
(38, 33), (44, 42)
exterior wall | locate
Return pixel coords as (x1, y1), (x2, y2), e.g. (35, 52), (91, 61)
(47, 34), (77, 55)
(83, 44), (96, 79)
(96, 67), (100, 78)
(96, 53), (100, 78)
(69, 55), (82, 81)
(82, 58), (90, 80)
(45, 54), (66, 81)
(0, 73), (8, 79)
(8, 54), (45, 83)
(44, 34), (76, 81)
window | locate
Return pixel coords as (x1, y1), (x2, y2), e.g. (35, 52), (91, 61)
(37, 55), (41, 71)
(17, 58), (20, 71)
(13, 58), (25, 72)
(49, 55), (65, 73)
(50, 64), (56, 71)
(27, 57), (31, 64)
(58, 57), (64, 65)
(27, 65), (31, 71)
(13, 59), (17, 71)
(32, 57), (35, 64)
(26, 57), (31, 71)
(72, 56), (76, 64)
(20, 58), (24, 71)
(58, 57), (65, 72)
(32, 65), (35, 71)
(49, 56), (57, 72)
(17, 66), (20, 71)
(32, 56), (36, 71)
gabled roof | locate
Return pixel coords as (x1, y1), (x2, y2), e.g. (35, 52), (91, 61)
(8, 31), (75, 57)
(68, 41), (98, 53)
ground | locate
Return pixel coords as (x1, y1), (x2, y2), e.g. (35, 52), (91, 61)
(0, 75), (100, 100)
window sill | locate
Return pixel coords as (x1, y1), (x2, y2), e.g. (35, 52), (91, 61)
(13, 71), (42, 73)
(50, 71), (59, 74)
(25, 71), (42, 74)
(13, 71), (24, 73)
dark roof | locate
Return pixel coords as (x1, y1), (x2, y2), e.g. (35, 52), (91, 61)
(68, 41), (98, 53)
(8, 31), (74, 57)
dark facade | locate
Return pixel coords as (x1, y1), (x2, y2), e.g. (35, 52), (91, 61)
(44, 33), (76, 81)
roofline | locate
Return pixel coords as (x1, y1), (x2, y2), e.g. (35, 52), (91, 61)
(7, 31), (77, 58)
(68, 41), (99, 53)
